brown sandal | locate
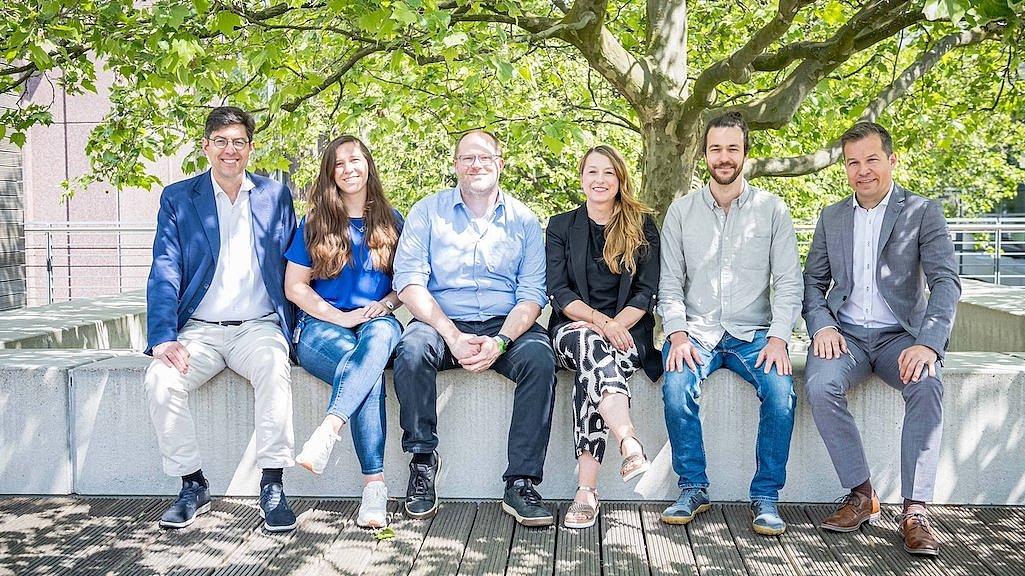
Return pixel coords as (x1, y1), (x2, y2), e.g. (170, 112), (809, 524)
(619, 436), (650, 482)
(564, 485), (599, 529)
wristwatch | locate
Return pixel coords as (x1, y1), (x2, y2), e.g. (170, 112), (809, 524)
(382, 299), (395, 311)
(494, 334), (512, 354)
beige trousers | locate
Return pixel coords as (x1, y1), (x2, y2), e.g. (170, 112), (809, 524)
(144, 315), (294, 477)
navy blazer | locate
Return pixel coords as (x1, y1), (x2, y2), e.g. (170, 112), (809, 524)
(546, 205), (663, 381)
(145, 170), (297, 354)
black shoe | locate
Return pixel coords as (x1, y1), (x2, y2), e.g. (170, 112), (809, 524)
(159, 480), (211, 529)
(405, 451), (441, 519)
(259, 483), (297, 532)
(502, 478), (554, 527)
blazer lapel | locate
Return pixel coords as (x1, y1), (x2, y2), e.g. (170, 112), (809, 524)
(248, 174), (270, 274)
(190, 171), (220, 257)
(569, 205), (590, 304)
(877, 184), (906, 259)
(839, 198), (855, 284)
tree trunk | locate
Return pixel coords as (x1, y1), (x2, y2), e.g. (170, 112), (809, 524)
(639, 114), (702, 220)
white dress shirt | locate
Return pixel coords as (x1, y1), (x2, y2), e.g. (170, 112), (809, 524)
(192, 173), (275, 322)
(837, 182), (901, 328)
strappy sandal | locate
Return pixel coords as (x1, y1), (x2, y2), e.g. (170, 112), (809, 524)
(564, 485), (599, 529)
(619, 436), (650, 482)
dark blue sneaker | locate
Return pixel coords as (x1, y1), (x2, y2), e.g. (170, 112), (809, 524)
(660, 487), (710, 525)
(751, 499), (786, 535)
(405, 451), (441, 519)
(259, 483), (297, 532)
(159, 480), (211, 529)
(502, 478), (554, 527)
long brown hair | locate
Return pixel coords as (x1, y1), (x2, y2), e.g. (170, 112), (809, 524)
(305, 135), (399, 278)
(579, 145), (653, 275)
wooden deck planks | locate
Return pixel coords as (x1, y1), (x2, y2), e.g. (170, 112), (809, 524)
(0, 498), (1023, 575)
(722, 503), (799, 576)
(359, 500), (433, 576)
(931, 505), (1025, 576)
(261, 500), (359, 576)
(600, 502), (649, 575)
(505, 514), (556, 576)
(638, 502), (699, 576)
(687, 503), (749, 576)
(407, 501), (477, 576)
(120, 498), (261, 576)
(209, 499), (316, 576)
(554, 501), (601, 576)
(803, 504), (900, 576)
(773, 505), (849, 576)
(456, 501), (513, 576)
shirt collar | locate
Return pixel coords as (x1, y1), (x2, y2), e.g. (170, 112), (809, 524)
(851, 180), (894, 210)
(210, 171), (255, 200)
(700, 178), (751, 210)
(450, 185), (506, 218)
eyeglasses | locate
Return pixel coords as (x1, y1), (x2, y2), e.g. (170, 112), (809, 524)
(208, 137), (251, 149)
(455, 154), (501, 166)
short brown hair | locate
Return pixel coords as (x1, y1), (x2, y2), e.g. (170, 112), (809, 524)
(841, 122), (893, 156)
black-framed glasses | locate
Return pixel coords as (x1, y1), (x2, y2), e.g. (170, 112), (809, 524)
(455, 154), (501, 166)
(208, 137), (251, 149)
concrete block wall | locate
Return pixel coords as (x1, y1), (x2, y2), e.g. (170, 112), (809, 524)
(0, 350), (122, 494)
(61, 352), (1025, 505)
(0, 290), (146, 350)
(948, 279), (1025, 352)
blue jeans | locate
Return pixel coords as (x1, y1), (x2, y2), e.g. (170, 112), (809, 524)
(296, 315), (402, 475)
(661, 330), (795, 501)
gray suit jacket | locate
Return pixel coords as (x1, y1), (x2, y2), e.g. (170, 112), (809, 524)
(802, 184), (961, 357)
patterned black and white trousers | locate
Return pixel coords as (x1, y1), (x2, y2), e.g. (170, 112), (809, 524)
(553, 322), (641, 463)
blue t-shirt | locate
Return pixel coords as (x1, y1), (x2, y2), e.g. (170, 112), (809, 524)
(285, 209), (404, 311)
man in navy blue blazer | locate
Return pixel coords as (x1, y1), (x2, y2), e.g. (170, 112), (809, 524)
(144, 107), (298, 532)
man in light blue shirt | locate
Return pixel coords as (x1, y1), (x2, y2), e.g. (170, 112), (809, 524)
(392, 129), (557, 527)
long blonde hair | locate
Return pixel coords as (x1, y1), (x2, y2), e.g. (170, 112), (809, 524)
(305, 135), (399, 278)
(579, 145), (653, 275)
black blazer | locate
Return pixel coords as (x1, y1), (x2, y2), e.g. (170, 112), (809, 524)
(545, 204), (663, 381)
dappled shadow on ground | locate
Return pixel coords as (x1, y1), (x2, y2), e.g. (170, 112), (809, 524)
(1, 497), (1023, 575)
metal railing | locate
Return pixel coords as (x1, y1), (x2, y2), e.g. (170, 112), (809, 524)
(23, 222), (155, 307)
(20, 217), (1025, 306)
(795, 216), (1025, 285)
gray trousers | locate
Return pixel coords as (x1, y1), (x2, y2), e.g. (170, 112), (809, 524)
(805, 323), (943, 502)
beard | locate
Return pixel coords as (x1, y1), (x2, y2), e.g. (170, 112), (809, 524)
(710, 162), (742, 186)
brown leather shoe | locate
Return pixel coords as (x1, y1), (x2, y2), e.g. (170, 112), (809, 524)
(820, 491), (880, 532)
(898, 512), (940, 556)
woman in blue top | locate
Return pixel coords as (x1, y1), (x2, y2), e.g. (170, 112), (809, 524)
(285, 135), (403, 528)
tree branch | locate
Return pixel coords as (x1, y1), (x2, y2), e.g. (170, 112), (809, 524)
(747, 21), (1007, 178)
(684, 0), (814, 114)
(280, 44), (385, 113)
(732, 1), (924, 129)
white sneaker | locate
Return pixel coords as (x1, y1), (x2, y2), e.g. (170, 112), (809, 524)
(357, 480), (389, 528)
(295, 422), (340, 475)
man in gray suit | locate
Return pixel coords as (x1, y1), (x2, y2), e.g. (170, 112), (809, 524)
(803, 122), (960, 557)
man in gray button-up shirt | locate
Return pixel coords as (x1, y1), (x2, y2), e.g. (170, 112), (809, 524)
(657, 112), (803, 536)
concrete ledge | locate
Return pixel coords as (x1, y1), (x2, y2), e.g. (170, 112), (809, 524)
(950, 279), (1025, 352)
(0, 290), (146, 350)
(62, 351), (1025, 505)
(0, 350), (123, 494)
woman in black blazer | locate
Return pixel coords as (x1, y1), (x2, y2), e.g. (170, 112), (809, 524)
(546, 144), (662, 529)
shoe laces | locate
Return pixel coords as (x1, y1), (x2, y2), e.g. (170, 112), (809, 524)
(516, 481), (544, 507)
(895, 511), (933, 533)
(410, 465), (432, 498)
(178, 481), (203, 503)
(678, 487), (704, 505)
(753, 500), (779, 516)
(262, 484), (284, 508)
(832, 492), (862, 511)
